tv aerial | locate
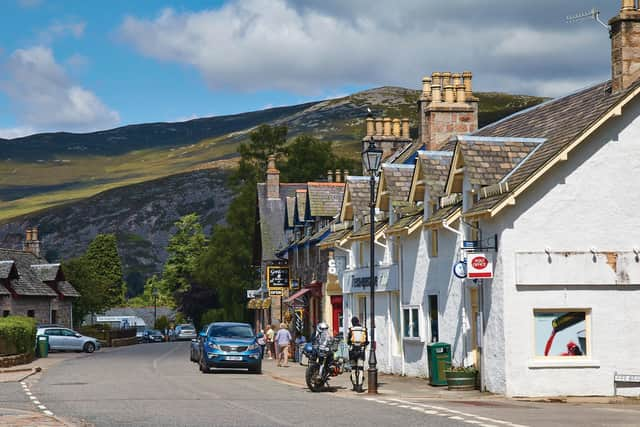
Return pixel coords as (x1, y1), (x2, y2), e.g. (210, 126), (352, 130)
(566, 7), (609, 30)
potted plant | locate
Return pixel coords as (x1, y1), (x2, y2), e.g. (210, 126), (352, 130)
(444, 365), (478, 390)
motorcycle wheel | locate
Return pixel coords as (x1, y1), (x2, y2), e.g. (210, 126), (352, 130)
(305, 364), (324, 392)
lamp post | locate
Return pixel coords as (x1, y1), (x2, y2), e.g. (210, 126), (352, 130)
(362, 136), (383, 394)
(152, 286), (159, 328)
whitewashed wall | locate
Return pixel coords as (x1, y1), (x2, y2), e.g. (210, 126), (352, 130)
(481, 96), (640, 397)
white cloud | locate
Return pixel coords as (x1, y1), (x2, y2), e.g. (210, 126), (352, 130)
(39, 21), (86, 44)
(0, 46), (119, 135)
(0, 126), (35, 139)
(118, 0), (616, 98)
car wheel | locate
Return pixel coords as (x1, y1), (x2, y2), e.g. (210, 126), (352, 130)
(83, 342), (96, 353)
(199, 357), (209, 373)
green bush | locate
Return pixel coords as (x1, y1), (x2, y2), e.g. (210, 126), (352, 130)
(155, 315), (169, 331)
(0, 316), (37, 355)
(200, 308), (225, 327)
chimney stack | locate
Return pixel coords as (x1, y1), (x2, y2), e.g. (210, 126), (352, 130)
(419, 70), (479, 150)
(266, 155), (280, 199)
(23, 227), (41, 257)
(610, 1), (640, 93)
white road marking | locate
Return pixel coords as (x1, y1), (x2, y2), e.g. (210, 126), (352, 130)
(25, 391), (32, 395)
(43, 410), (54, 416)
(38, 405), (46, 410)
(29, 396), (37, 400)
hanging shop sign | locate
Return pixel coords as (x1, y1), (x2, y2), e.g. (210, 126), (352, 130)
(267, 265), (290, 290)
(467, 253), (493, 279)
(453, 261), (467, 279)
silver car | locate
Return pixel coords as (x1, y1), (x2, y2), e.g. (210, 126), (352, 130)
(37, 327), (101, 353)
(174, 324), (197, 341)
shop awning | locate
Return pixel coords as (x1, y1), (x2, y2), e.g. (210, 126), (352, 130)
(284, 287), (311, 304)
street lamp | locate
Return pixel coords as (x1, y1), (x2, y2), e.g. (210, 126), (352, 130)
(152, 286), (159, 328)
(362, 136), (383, 394)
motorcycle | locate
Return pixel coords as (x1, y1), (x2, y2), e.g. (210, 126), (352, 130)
(302, 336), (347, 392)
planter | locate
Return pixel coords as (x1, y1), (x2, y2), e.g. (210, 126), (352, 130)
(445, 370), (477, 391)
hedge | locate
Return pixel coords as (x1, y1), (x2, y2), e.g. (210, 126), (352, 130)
(0, 316), (37, 356)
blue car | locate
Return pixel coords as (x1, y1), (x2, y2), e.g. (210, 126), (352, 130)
(198, 322), (262, 374)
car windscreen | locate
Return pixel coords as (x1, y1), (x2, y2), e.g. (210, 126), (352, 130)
(208, 324), (254, 338)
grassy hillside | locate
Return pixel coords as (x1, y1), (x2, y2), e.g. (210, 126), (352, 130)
(0, 87), (546, 223)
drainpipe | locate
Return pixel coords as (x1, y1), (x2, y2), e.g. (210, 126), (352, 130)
(399, 239), (405, 376)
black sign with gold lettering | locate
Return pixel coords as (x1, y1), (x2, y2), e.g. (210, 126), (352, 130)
(267, 266), (290, 289)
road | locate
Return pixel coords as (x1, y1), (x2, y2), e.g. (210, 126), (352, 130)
(2, 342), (640, 426)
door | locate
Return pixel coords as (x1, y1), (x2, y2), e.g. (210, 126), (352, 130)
(330, 296), (343, 336)
(44, 328), (64, 350)
(61, 328), (82, 350)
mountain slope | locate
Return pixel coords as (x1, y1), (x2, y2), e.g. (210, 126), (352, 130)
(0, 87), (546, 223)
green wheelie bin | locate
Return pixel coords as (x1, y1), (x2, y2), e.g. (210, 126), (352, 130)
(36, 335), (49, 358)
(427, 342), (451, 386)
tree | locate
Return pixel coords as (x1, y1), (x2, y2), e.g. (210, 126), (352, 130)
(126, 275), (174, 308)
(84, 234), (126, 307)
(62, 256), (103, 327)
(234, 124), (288, 186)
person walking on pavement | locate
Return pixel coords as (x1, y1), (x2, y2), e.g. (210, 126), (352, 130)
(257, 329), (267, 359)
(275, 323), (292, 367)
(347, 316), (368, 392)
(265, 324), (275, 360)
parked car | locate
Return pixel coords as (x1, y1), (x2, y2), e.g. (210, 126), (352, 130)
(190, 324), (209, 362)
(142, 329), (165, 343)
(36, 327), (101, 353)
(197, 322), (262, 374)
(174, 324), (197, 341)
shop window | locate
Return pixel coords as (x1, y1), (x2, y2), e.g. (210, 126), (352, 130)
(534, 310), (589, 357)
(402, 306), (421, 339)
(428, 295), (439, 342)
(2, 310), (9, 317)
(429, 229), (439, 257)
(27, 310), (35, 318)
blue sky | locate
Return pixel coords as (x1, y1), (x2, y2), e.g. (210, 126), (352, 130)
(0, 0), (620, 138)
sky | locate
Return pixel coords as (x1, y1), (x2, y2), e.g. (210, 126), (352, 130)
(0, 0), (621, 139)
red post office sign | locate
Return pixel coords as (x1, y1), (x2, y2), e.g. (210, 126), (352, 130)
(467, 253), (493, 279)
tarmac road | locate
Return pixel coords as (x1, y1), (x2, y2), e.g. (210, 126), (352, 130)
(6, 342), (640, 427)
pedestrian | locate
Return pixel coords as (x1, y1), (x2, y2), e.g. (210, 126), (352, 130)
(257, 329), (267, 359)
(275, 323), (292, 367)
(265, 324), (275, 360)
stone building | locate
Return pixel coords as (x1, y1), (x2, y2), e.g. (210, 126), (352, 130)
(0, 228), (80, 327)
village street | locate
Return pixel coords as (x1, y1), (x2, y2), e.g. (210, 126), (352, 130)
(1, 343), (639, 427)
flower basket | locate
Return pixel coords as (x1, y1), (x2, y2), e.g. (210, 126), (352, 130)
(444, 367), (478, 391)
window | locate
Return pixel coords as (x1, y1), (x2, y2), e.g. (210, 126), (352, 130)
(403, 307), (421, 339)
(358, 242), (365, 266)
(51, 310), (57, 324)
(61, 329), (76, 337)
(357, 295), (368, 327)
(2, 310), (9, 317)
(27, 310), (35, 318)
(534, 310), (589, 357)
(429, 229), (439, 257)
(44, 329), (62, 336)
(428, 295), (439, 342)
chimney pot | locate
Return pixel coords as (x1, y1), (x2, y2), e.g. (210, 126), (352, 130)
(452, 73), (462, 87)
(383, 117), (392, 136)
(392, 118), (401, 136)
(422, 77), (432, 96)
(444, 85), (455, 103)
(375, 118), (383, 135)
(622, 0), (635, 11)
(431, 72), (441, 87)
(335, 170), (342, 183)
(456, 85), (467, 103)
(366, 117), (375, 136)
(327, 170), (333, 182)
(401, 118), (410, 138)
(343, 169), (349, 180)
(26, 228), (32, 242)
(32, 227), (38, 242)
(463, 71), (473, 96)
(441, 72), (452, 87)
(431, 84), (442, 103)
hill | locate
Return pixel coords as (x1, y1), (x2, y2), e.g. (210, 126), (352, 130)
(0, 87), (546, 222)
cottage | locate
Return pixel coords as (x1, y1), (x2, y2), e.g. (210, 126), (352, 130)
(0, 228), (80, 327)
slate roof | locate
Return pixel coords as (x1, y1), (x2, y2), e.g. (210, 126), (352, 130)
(57, 281), (81, 297)
(0, 261), (15, 280)
(344, 176), (376, 222)
(307, 182), (345, 218)
(380, 164), (414, 202)
(386, 207), (424, 235)
(424, 204), (461, 228)
(257, 183), (306, 261)
(31, 264), (62, 282)
(0, 249), (67, 297)
(296, 189), (308, 223)
(418, 151), (453, 197)
(467, 80), (639, 215)
(318, 228), (352, 247)
(351, 220), (388, 239)
(309, 224), (332, 242)
(457, 137), (541, 187)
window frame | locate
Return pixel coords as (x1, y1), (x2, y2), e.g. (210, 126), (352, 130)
(402, 305), (422, 341)
(532, 308), (592, 361)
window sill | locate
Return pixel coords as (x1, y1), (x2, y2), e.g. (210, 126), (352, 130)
(527, 359), (600, 369)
